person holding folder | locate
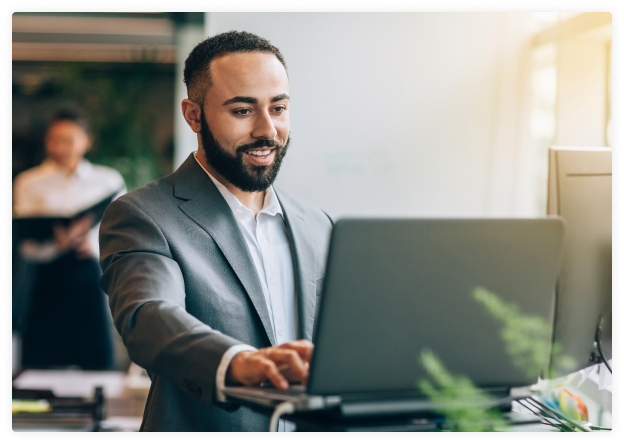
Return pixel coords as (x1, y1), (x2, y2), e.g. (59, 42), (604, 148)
(13, 108), (125, 369)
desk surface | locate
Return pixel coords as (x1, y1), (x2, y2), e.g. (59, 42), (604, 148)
(12, 370), (609, 432)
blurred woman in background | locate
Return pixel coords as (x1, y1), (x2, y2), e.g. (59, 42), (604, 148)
(13, 108), (125, 370)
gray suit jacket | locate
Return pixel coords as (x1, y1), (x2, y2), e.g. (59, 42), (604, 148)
(99, 154), (332, 431)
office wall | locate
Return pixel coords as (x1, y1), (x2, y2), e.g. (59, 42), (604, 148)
(197, 13), (536, 219)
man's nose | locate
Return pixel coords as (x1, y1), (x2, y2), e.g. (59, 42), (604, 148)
(251, 110), (278, 141)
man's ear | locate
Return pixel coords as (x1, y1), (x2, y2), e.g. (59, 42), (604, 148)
(181, 99), (202, 133)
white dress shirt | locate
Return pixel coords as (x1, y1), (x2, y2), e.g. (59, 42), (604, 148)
(13, 158), (125, 263)
(194, 154), (297, 431)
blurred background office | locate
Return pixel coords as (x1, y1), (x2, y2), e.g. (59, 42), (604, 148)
(11, 12), (612, 430)
(13, 12), (198, 374)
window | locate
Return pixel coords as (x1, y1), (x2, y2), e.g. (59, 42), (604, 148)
(529, 12), (612, 214)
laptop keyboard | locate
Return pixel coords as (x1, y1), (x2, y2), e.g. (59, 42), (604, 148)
(259, 385), (307, 396)
(224, 384), (306, 400)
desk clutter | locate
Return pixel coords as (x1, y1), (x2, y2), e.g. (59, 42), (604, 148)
(12, 368), (150, 432)
(12, 386), (104, 431)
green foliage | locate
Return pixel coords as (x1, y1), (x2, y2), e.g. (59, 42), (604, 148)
(418, 349), (507, 432)
(417, 287), (578, 432)
(472, 286), (576, 378)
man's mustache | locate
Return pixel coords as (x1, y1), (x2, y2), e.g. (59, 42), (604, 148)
(237, 138), (282, 154)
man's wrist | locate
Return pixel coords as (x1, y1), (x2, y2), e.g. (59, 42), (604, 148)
(226, 350), (254, 385)
(215, 344), (258, 403)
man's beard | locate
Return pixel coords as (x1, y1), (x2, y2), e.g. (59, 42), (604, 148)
(199, 109), (290, 193)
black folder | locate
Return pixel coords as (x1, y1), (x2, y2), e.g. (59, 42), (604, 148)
(14, 191), (120, 242)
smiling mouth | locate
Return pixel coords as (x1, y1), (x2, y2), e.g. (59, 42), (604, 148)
(245, 148), (274, 158)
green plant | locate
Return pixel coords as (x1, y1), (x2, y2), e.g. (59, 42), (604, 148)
(418, 349), (507, 432)
(417, 287), (578, 431)
(472, 286), (576, 378)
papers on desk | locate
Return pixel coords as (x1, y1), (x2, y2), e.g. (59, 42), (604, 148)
(13, 370), (126, 398)
(574, 362), (612, 392)
(12, 399), (51, 414)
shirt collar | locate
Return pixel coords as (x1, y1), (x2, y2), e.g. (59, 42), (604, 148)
(193, 152), (283, 217)
(41, 158), (92, 179)
(74, 160), (92, 179)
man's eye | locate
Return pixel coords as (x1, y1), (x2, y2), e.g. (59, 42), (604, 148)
(234, 109), (251, 116)
(273, 106), (286, 113)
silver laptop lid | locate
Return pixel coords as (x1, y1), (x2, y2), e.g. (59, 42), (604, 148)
(308, 218), (564, 396)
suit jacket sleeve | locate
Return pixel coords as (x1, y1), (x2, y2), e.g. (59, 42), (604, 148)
(99, 196), (243, 406)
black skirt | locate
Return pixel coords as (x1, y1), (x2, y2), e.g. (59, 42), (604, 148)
(21, 252), (114, 370)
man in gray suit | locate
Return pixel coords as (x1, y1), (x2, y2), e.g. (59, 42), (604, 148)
(99, 31), (332, 431)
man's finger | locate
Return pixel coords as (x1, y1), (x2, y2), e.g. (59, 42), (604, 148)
(78, 213), (95, 225)
(76, 216), (94, 234)
(53, 224), (72, 250)
(259, 359), (288, 390)
(268, 349), (308, 384)
(69, 214), (94, 237)
(278, 340), (314, 363)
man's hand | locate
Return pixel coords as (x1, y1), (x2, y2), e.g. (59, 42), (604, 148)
(74, 235), (94, 259)
(53, 214), (94, 253)
(226, 339), (314, 390)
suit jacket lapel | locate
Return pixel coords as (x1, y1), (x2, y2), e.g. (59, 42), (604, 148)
(274, 188), (317, 341)
(173, 154), (277, 346)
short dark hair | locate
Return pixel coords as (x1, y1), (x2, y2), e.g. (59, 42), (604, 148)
(183, 30), (287, 105)
(47, 107), (90, 134)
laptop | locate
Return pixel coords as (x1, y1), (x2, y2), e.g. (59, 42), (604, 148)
(224, 218), (564, 417)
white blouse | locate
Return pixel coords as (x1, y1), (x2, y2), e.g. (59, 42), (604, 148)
(13, 158), (125, 263)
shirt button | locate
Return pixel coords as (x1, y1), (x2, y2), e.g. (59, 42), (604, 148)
(278, 329), (284, 336)
(269, 276), (275, 284)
